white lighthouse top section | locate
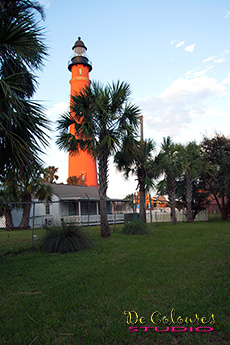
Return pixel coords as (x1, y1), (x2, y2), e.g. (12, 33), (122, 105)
(72, 37), (87, 57)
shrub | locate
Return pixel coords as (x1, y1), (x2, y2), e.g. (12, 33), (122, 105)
(40, 224), (93, 254)
(121, 220), (149, 235)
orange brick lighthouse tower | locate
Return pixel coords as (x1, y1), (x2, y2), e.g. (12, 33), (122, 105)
(68, 37), (98, 188)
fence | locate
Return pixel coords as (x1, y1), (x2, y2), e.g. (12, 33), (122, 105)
(0, 200), (209, 231)
(146, 209), (208, 224)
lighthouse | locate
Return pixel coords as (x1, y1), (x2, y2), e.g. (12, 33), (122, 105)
(68, 37), (98, 188)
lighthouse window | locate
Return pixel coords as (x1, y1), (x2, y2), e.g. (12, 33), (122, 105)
(79, 68), (82, 75)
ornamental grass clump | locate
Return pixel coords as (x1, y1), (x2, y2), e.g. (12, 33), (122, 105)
(40, 225), (93, 254)
(121, 220), (149, 235)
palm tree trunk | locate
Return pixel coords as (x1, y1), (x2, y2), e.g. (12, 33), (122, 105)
(5, 207), (14, 231)
(139, 180), (146, 222)
(168, 175), (177, 225)
(18, 193), (32, 230)
(186, 176), (193, 222)
(98, 148), (111, 238)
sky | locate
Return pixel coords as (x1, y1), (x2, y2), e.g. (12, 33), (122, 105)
(35, 0), (230, 198)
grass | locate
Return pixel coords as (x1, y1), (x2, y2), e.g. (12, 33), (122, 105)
(0, 220), (229, 344)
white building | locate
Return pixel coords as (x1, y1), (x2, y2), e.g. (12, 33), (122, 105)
(0, 184), (128, 229)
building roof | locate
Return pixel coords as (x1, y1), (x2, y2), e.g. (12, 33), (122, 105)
(47, 183), (104, 201)
(155, 196), (167, 202)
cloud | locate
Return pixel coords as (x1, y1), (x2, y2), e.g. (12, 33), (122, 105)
(46, 102), (68, 122)
(170, 40), (176, 45)
(222, 73), (230, 84)
(185, 66), (214, 78)
(185, 43), (195, 53)
(38, 0), (51, 8)
(202, 55), (216, 63)
(160, 76), (226, 101)
(40, 102), (69, 183)
(175, 41), (185, 48)
(224, 11), (230, 18)
(203, 55), (225, 64)
(214, 57), (226, 64)
(137, 74), (227, 143)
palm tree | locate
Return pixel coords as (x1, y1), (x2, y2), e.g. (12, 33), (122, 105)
(18, 166), (52, 230)
(0, 0), (48, 179)
(114, 137), (155, 222)
(177, 142), (202, 222)
(176, 173), (211, 221)
(57, 81), (140, 237)
(155, 137), (181, 225)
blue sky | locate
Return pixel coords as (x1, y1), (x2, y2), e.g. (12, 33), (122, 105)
(36, 0), (230, 198)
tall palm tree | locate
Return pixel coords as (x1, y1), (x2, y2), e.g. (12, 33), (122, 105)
(114, 137), (155, 222)
(155, 137), (181, 225)
(0, 0), (48, 178)
(177, 142), (202, 222)
(57, 81), (140, 237)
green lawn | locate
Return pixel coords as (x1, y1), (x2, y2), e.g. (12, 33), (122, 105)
(0, 220), (229, 345)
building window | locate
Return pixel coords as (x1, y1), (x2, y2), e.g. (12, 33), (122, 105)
(45, 204), (50, 215)
(79, 67), (82, 75)
(68, 202), (78, 216)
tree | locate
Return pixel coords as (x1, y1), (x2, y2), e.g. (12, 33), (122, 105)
(0, 0), (48, 181)
(0, 177), (19, 231)
(57, 81), (140, 237)
(18, 166), (52, 230)
(67, 175), (85, 186)
(155, 137), (181, 225)
(43, 166), (59, 183)
(177, 142), (203, 222)
(114, 137), (155, 222)
(201, 134), (230, 221)
(176, 173), (211, 220)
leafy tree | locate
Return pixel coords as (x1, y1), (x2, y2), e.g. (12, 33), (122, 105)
(0, 0), (48, 180)
(114, 137), (155, 222)
(67, 175), (85, 186)
(57, 81), (140, 237)
(201, 134), (230, 220)
(155, 137), (181, 225)
(43, 166), (59, 183)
